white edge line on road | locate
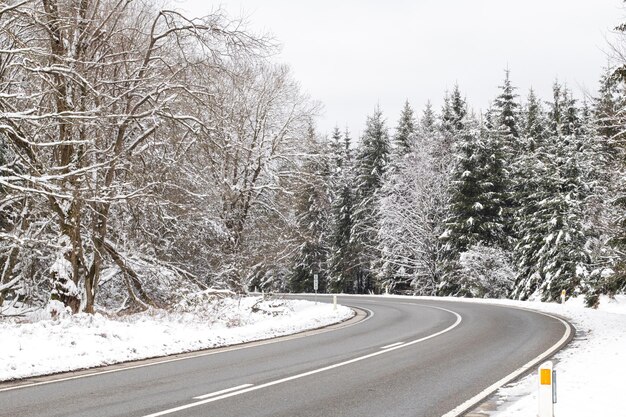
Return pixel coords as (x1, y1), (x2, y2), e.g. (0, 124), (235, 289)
(380, 342), (404, 349)
(441, 307), (573, 417)
(193, 384), (254, 400)
(0, 303), (373, 394)
(141, 305), (462, 417)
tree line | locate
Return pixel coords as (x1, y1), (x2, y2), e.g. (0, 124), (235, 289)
(289, 67), (626, 307)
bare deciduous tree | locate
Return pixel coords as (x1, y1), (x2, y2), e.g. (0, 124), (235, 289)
(1, 0), (315, 313)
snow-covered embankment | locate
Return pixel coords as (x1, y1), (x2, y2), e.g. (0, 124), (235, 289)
(471, 295), (626, 417)
(0, 296), (353, 382)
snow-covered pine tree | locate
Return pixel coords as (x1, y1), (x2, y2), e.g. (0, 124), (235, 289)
(329, 127), (345, 170)
(327, 126), (350, 291)
(494, 69), (521, 141)
(509, 88), (549, 291)
(599, 64), (626, 297)
(290, 126), (332, 293)
(328, 129), (358, 293)
(421, 101), (437, 133)
(437, 85), (468, 166)
(608, 185), (626, 296)
(393, 100), (417, 157)
(520, 88), (548, 152)
(441, 117), (508, 255)
(491, 70), (521, 248)
(575, 95), (618, 306)
(594, 66), (625, 154)
(441, 84), (468, 134)
(351, 107), (391, 293)
(547, 81), (582, 137)
(512, 84), (594, 301)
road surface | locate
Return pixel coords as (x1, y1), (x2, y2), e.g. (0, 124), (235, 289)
(0, 296), (573, 417)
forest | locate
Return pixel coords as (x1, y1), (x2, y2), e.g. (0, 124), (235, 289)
(1, 0), (625, 315)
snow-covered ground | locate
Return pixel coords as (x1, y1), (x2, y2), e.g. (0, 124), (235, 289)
(0, 295), (353, 382)
(442, 294), (626, 417)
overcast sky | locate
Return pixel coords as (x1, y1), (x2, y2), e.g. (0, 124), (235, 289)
(177, 0), (622, 138)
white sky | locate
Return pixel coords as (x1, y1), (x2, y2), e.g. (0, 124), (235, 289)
(176, 0), (622, 138)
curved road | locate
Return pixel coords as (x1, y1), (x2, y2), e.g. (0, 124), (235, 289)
(0, 296), (573, 417)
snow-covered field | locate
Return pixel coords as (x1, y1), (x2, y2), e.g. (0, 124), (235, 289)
(449, 295), (626, 417)
(0, 295), (353, 382)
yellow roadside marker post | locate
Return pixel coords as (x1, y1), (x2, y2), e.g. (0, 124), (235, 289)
(538, 361), (556, 417)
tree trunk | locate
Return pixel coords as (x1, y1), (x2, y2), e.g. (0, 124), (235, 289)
(103, 241), (155, 309)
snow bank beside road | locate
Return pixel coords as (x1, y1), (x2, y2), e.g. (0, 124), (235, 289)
(0, 297), (353, 382)
(485, 295), (626, 417)
(424, 294), (626, 417)
(362, 293), (625, 416)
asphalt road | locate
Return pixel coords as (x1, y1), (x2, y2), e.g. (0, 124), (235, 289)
(0, 296), (573, 417)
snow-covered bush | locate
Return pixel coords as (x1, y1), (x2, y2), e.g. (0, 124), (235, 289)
(457, 244), (515, 298)
(96, 258), (206, 312)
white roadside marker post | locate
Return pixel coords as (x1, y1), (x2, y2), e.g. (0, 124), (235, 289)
(333, 294), (337, 310)
(313, 273), (319, 304)
(538, 361), (556, 417)
(560, 289), (566, 304)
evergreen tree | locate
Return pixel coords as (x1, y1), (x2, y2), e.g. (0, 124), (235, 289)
(608, 179), (626, 296)
(494, 69), (520, 140)
(510, 88), (549, 279)
(441, 78), (511, 258)
(521, 88), (548, 152)
(344, 128), (352, 157)
(290, 126), (332, 293)
(607, 14), (626, 296)
(329, 127), (344, 170)
(426, 100), (448, 166)
(562, 90), (581, 137)
(450, 85), (468, 131)
(547, 82), (564, 136)
(512, 136), (592, 301)
(594, 66), (624, 151)
(482, 106), (497, 131)
(491, 70), (521, 246)
(438, 85), (467, 170)
(420, 101), (437, 134)
(576, 100), (619, 306)
(393, 100), (416, 157)
(596, 66), (626, 297)
(547, 82), (581, 137)
(351, 107), (391, 293)
(441, 84), (467, 134)
(441, 119), (508, 255)
(328, 129), (358, 293)
(513, 87), (594, 301)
